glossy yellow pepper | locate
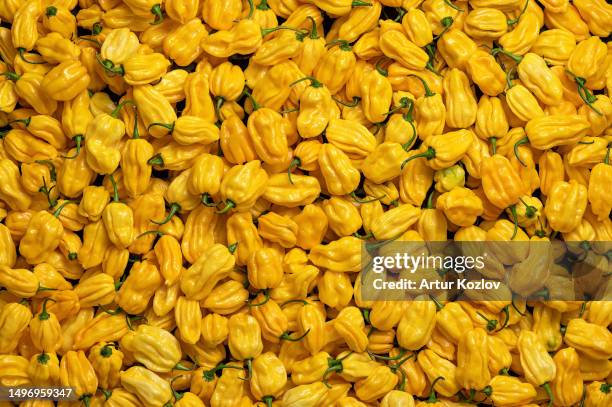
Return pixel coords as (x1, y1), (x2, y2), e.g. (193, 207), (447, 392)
(456, 327), (490, 391)
(102, 175), (134, 248)
(517, 330), (556, 402)
(318, 143), (360, 196)
(481, 154), (526, 209)
(19, 209), (64, 265)
(544, 180), (587, 233)
(180, 243), (235, 300)
(120, 366), (173, 407)
(438, 28), (478, 70)
(120, 324), (182, 372)
(116, 260), (162, 314)
(201, 19), (263, 58)
(0, 302), (32, 353)
(59, 350), (98, 404)
(401, 129), (473, 171)
(87, 342), (123, 390)
(484, 375), (537, 406)
(564, 318), (612, 360)
(250, 352), (288, 405)
(217, 160), (268, 213)
(314, 40), (356, 95)
(417, 349), (461, 397)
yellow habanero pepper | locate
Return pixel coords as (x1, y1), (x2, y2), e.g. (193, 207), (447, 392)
(550, 347), (582, 407)
(293, 204), (328, 250)
(437, 187), (484, 227)
(180, 243), (235, 301)
(120, 366), (173, 407)
(314, 40), (356, 95)
(201, 0), (242, 30)
(0, 158), (32, 210)
(297, 301), (326, 355)
(87, 342), (123, 390)
(318, 143), (360, 196)
(217, 160), (268, 213)
(41, 60), (90, 102)
(29, 298), (61, 353)
(379, 29), (429, 71)
(544, 180), (587, 233)
(19, 208), (65, 265)
(247, 247), (284, 290)
(0, 302), (32, 353)
(517, 330), (556, 402)
(456, 328), (490, 391)
(201, 19), (263, 58)
(437, 28), (478, 71)
(588, 155), (612, 221)
(28, 351), (60, 386)
(322, 197), (362, 237)
(498, 12), (541, 55)
(84, 100), (133, 175)
(564, 318), (612, 360)
(228, 313), (263, 374)
(102, 175), (134, 248)
(59, 350), (98, 406)
(246, 98), (289, 165)
(402, 8), (433, 47)
(396, 300), (436, 351)
(417, 349), (461, 397)
(483, 375), (537, 407)
(464, 8), (508, 39)
(531, 29), (576, 66)
(120, 324), (183, 372)
(116, 260), (162, 314)
(584, 381), (612, 407)
(11, 0), (44, 57)
(443, 68), (477, 129)
(401, 129), (473, 171)
(291, 76), (334, 138)
(481, 153), (526, 210)
(466, 50), (507, 97)
(516, 53), (563, 106)
(250, 352), (288, 406)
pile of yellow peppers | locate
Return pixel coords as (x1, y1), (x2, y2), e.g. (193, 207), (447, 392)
(0, 0), (612, 405)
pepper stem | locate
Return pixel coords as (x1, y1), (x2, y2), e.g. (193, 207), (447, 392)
(35, 160), (57, 182)
(287, 157), (301, 185)
(307, 16), (319, 39)
(542, 382), (554, 407)
(477, 311), (498, 332)
(407, 74), (435, 97)
(150, 4), (163, 25)
(352, 0), (373, 6)
(400, 146), (436, 170)
(18, 48), (46, 64)
(110, 100), (135, 118)
(427, 376), (445, 403)
(38, 298), (56, 321)
(350, 191), (384, 204)
(290, 76), (323, 88)
(147, 122), (175, 132)
(248, 290), (269, 307)
(507, 0), (529, 25)
(242, 89), (260, 111)
(152, 202), (181, 225)
(513, 137), (529, 166)
(326, 39), (352, 51)
(61, 135), (83, 159)
(261, 26), (307, 37)
(279, 328), (310, 342)
(509, 204), (519, 240)
(262, 396), (273, 407)
(215, 200), (235, 214)
(491, 48), (523, 64)
(332, 96), (361, 107)
(52, 200), (76, 218)
(147, 153), (164, 167)
(201, 193), (216, 207)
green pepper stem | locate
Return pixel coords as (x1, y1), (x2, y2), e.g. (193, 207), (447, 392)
(147, 153), (164, 167)
(38, 298), (56, 321)
(280, 328), (310, 342)
(508, 204), (519, 240)
(61, 135), (83, 159)
(350, 191), (384, 204)
(242, 88), (260, 111)
(92, 22), (103, 35)
(427, 376), (445, 403)
(147, 122), (175, 132)
(400, 146), (436, 170)
(326, 39), (352, 51)
(215, 200), (235, 214)
(257, 0), (270, 10)
(435, 17), (454, 39)
(201, 193), (216, 207)
(491, 48), (523, 64)
(477, 311), (498, 332)
(287, 157), (301, 185)
(228, 242), (238, 254)
(214, 96), (225, 122)
(152, 202), (181, 225)
(352, 0), (373, 6)
(173, 362), (193, 371)
(203, 364), (245, 382)
(542, 382), (554, 407)
(289, 76), (322, 88)
(332, 96), (361, 107)
(490, 137), (498, 155)
(110, 100), (135, 118)
(368, 349), (407, 361)
(150, 4), (163, 25)
(18, 48), (46, 64)
(261, 26), (307, 37)
(248, 290), (269, 307)
(513, 137), (529, 166)
(407, 74), (435, 97)
(375, 56), (390, 77)
(443, 0), (463, 11)
(429, 294), (444, 310)
(52, 200), (76, 218)
(136, 230), (165, 240)
(34, 160), (57, 182)
(262, 396), (273, 407)
(108, 174), (119, 202)
(307, 16), (319, 39)
(507, 0), (529, 25)
(0, 71), (21, 81)
(45, 6), (57, 16)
